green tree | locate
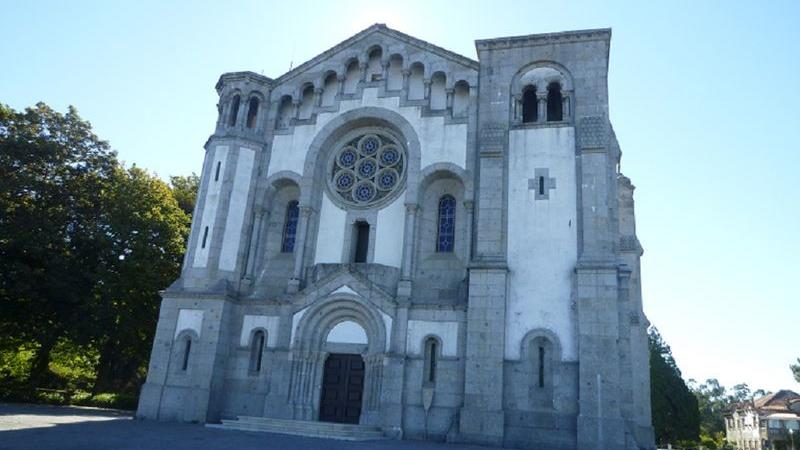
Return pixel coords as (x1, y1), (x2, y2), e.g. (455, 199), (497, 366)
(0, 102), (191, 400)
(169, 173), (199, 218)
(792, 359), (800, 383)
(649, 327), (701, 446)
(90, 166), (189, 392)
(0, 102), (117, 391)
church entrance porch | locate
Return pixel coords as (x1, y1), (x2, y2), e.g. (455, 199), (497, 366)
(319, 353), (365, 424)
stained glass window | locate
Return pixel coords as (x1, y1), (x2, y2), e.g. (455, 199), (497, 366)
(281, 201), (299, 253)
(330, 131), (405, 207)
(436, 195), (456, 253)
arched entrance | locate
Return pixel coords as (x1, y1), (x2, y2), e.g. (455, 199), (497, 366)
(289, 297), (388, 426)
(319, 321), (368, 424)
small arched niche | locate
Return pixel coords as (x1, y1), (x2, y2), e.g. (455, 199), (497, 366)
(321, 72), (338, 107)
(298, 85), (315, 120)
(452, 80), (470, 118)
(343, 59), (360, 94)
(429, 71), (446, 110)
(387, 54), (403, 90)
(366, 47), (383, 81)
(408, 62), (425, 100)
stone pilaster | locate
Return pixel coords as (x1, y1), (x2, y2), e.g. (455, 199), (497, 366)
(575, 115), (626, 450)
(288, 206), (313, 293)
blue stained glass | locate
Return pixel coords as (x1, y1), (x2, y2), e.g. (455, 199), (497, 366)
(361, 136), (380, 154)
(357, 159), (377, 178)
(354, 182), (375, 202)
(436, 195), (456, 253)
(339, 148), (357, 167)
(281, 201), (299, 253)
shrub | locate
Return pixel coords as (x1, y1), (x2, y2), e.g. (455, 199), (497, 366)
(70, 390), (92, 405)
(35, 390), (66, 404)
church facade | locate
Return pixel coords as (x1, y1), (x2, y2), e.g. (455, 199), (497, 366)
(136, 25), (655, 450)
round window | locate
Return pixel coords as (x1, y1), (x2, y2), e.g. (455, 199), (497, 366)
(328, 129), (406, 208)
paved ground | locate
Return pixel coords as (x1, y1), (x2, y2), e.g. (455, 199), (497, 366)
(0, 403), (501, 450)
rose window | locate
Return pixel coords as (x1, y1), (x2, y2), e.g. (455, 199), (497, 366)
(330, 131), (406, 207)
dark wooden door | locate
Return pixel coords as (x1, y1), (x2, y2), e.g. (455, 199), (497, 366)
(319, 353), (365, 424)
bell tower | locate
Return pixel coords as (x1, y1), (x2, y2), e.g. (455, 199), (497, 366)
(180, 72), (272, 290)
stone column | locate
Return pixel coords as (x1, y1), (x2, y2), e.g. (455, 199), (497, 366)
(314, 87), (323, 107)
(446, 88), (454, 110)
(562, 93), (571, 121)
(337, 74), (346, 96)
(512, 94), (522, 124)
(288, 206), (313, 293)
(537, 92), (548, 123)
(398, 203), (418, 297)
(359, 62), (368, 84)
(401, 69), (410, 100)
(291, 99), (300, 121)
(463, 200), (474, 261)
(423, 79), (431, 100)
(244, 209), (268, 279)
(381, 59), (390, 82)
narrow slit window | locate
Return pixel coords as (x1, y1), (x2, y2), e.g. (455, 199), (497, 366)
(353, 221), (370, 263)
(436, 195), (456, 253)
(214, 161), (221, 181)
(281, 201), (299, 253)
(201, 226), (209, 249)
(251, 331), (266, 372)
(424, 338), (439, 385)
(538, 346), (545, 388)
(181, 338), (192, 371)
(539, 176), (545, 196)
(428, 341), (437, 383)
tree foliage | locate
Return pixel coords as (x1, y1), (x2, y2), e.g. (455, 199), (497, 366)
(649, 326), (701, 446)
(169, 173), (199, 218)
(792, 358), (800, 384)
(0, 102), (193, 402)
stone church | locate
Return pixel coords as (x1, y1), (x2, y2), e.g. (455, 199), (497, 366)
(136, 24), (655, 450)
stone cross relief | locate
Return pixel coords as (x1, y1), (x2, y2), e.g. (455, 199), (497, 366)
(528, 168), (556, 200)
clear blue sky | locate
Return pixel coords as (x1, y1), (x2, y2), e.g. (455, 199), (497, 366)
(2, 1), (798, 393)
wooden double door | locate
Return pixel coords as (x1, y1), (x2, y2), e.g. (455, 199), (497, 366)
(319, 353), (365, 424)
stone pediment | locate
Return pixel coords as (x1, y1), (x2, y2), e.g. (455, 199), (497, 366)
(289, 265), (397, 318)
(272, 23), (479, 86)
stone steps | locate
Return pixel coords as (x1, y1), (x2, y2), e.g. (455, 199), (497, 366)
(207, 416), (386, 440)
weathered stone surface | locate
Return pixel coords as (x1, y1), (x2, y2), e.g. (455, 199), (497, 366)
(138, 24), (655, 450)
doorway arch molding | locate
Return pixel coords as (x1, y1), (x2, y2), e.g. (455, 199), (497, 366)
(288, 295), (388, 424)
(292, 294), (387, 355)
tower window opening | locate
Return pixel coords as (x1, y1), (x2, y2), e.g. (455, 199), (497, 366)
(214, 161), (221, 181)
(539, 176), (545, 196)
(547, 82), (563, 122)
(522, 86), (537, 123)
(228, 95), (240, 127)
(246, 97), (259, 128)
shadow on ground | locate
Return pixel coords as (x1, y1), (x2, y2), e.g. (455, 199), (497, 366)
(0, 403), (502, 450)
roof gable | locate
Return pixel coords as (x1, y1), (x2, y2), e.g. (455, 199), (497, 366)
(273, 23), (478, 85)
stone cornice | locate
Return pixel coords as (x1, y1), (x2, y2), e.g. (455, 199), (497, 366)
(475, 28), (612, 51)
(215, 71), (273, 93)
